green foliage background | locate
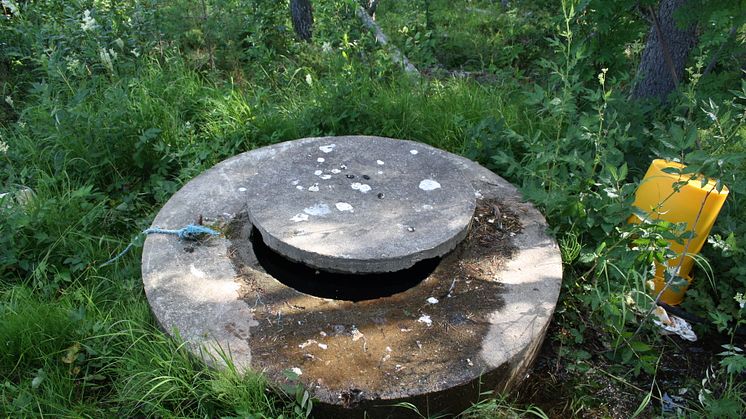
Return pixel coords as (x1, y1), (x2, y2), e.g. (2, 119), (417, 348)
(1, 0), (744, 417)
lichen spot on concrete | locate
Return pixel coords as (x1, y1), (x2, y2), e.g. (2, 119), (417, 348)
(319, 144), (336, 153)
(290, 213), (309, 222)
(417, 314), (432, 326)
(335, 202), (353, 212)
(303, 203), (331, 216)
(189, 264), (207, 279)
(410, 149), (419, 155)
(351, 182), (372, 193)
(331, 169), (341, 174)
(376, 160), (384, 165)
(238, 187), (247, 192)
(308, 184), (320, 192)
(419, 179), (441, 191)
(296, 185), (304, 190)
(320, 174), (331, 180)
(317, 157), (325, 163)
(422, 204), (433, 210)
(314, 170), (323, 176)
(291, 180), (300, 185)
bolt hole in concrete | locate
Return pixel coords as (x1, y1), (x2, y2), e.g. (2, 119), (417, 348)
(250, 226), (440, 301)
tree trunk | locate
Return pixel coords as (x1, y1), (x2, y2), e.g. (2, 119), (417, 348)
(355, 5), (419, 75)
(366, 0), (379, 19)
(631, 0), (697, 101)
(290, 0), (313, 42)
(424, 0), (432, 30)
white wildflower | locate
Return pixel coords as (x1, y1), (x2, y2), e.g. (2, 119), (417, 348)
(65, 57), (81, 74)
(321, 41), (332, 53)
(99, 48), (114, 72)
(4, 96), (12, 107)
(0, 139), (8, 154)
(2, 0), (18, 15)
(80, 9), (98, 31)
(130, 48), (140, 58)
(305, 73), (313, 86)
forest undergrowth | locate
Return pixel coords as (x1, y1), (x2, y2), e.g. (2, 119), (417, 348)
(1, 0), (745, 417)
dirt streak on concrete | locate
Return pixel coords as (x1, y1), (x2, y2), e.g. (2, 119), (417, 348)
(227, 200), (520, 406)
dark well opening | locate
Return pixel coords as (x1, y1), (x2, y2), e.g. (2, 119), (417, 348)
(250, 227), (441, 301)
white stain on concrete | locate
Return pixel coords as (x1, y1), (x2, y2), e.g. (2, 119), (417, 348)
(319, 144), (336, 153)
(317, 157), (325, 163)
(314, 170), (323, 176)
(377, 170), (383, 175)
(320, 174), (332, 180)
(351, 182), (371, 193)
(335, 202), (353, 212)
(238, 187), (247, 192)
(422, 204), (433, 210)
(331, 169), (341, 174)
(189, 265), (207, 279)
(291, 180), (300, 185)
(303, 203), (331, 216)
(291, 213), (309, 222)
(410, 149), (419, 155)
(419, 179), (441, 191)
(351, 327), (364, 341)
(376, 160), (384, 165)
(296, 185), (304, 190)
(417, 315), (432, 327)
(308, 184), (320, 192)
(299, 339), (317, 349)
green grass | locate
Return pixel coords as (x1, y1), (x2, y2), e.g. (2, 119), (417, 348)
(2, 0), (745, 417)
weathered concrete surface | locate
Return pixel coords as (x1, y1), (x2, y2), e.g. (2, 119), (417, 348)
(141, 136), (562, 418)
(245, 136), (475, 273)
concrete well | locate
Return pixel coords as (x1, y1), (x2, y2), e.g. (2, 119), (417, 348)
(141, 136), (562, 418)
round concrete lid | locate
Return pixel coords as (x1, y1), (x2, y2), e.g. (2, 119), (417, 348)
(244, 136), (476, 273)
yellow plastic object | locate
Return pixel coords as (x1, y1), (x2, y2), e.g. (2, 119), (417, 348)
(630, 159), (728, 305)
(651, 273), (693, 306)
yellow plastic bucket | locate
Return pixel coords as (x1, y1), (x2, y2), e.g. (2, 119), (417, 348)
(630, 159), (728, 305)
(652, 271), (693, 306)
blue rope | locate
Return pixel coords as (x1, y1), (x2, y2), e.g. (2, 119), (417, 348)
(99, 224), (220, 267)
